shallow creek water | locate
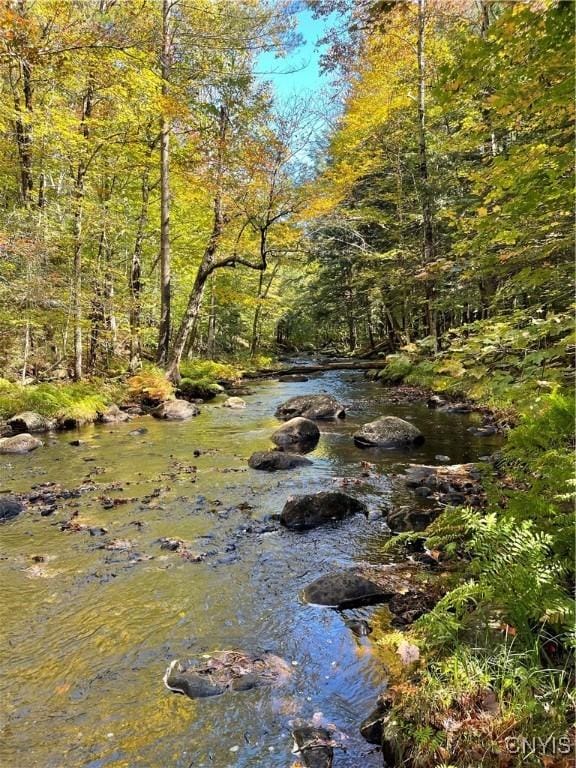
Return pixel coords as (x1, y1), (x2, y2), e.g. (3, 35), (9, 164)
(0, 370), (503, 768)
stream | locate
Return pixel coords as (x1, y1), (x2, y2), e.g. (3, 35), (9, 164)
(0, 369), (503, 768)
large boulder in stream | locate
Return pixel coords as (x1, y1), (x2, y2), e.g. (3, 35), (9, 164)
(271, 417), (320, 450)
(0, 433), (43, 454)
(0, 497), (24, 522)
(248, 450), (312, 471)
(151, 399), (199, 420)
(354, 416), (423, 449)
(163, 649), (291, 699)
(7, 411), (53, 433)
(280, 491), (367, 530)
(275, 394), (345, 421)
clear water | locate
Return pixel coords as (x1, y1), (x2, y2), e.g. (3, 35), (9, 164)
(0, 371), (502, 768)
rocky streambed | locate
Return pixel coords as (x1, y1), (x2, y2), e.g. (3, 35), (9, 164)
(0, 369), (503, 768)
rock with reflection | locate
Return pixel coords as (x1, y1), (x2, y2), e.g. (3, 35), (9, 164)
(271, 417), (320, 451)
(0, 432), (43, 453)
(99, 404), (130, 423)
(163, 650), (292, 700)
(275, 394), (345, 421)
(278, 374), (309, 382)
(280, 490), (367, 530)
(303, 563), (425, 610)
(292, 723), (334, 768)
(248, 450), (312, 471)
(8, 411), (53, 433)
(151, 399), (199, 420)
(353, 416), (424, 449)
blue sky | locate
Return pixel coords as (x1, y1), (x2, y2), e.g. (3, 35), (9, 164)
(257, 9), (334, 101)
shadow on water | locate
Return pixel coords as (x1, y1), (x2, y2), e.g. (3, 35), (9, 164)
(0, 369), (502, 767)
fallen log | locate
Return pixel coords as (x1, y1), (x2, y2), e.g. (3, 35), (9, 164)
(243, 359), (388, 379)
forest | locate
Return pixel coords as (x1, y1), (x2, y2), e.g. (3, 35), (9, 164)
(0, 1), (574, 767)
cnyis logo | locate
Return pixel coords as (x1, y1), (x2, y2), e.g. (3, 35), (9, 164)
(504, 735), (573, 755)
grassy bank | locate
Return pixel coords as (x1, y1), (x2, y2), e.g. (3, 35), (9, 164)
(0, 378), (126, 425)
(370, 318), (575, 766)
(0, 357), (258, 425)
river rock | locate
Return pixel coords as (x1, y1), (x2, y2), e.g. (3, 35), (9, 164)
(164, 649), (291, 700)
(7, 411), (52, 433)
(278, 374), (309, 382)
(354, 416), (424, 449)
(386, 506), (438, 532)
(292, 724), (334, 768)
(468, 425), (497, 437)
(303, 572), (387, 609)
(271, 417), (320, 449)
(151, 399), (199, 420)
(280, 490), (367, 530)
(248, 451), (312, 471)
(0, 433), (43, 454)
(99, 404), (130, 423)
(303, 563), (422, 609)
(223, 396), (246, 409)
(0, 497), (24, 522)
(275, 394), (345, 421)
(360, 695), (393, 745)
(345, 619), (372, 637)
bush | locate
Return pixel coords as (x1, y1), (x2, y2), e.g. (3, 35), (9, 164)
(378, 353), (414, 383)
(176, 359), (242, 400)
(127, 366), (174, 405)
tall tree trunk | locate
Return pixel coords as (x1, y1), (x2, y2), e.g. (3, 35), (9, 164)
(206, 275), (217, 358)
(9, 1), (33, 205)
(71, 81), (94, 380)
(156, 0), (172, 365)
(165, 105), (227, 381)
(417, 0), (437, 348)
(129, 166), (151, 371)
(250, 263), (279, 357)
(88, 230), (106, 372)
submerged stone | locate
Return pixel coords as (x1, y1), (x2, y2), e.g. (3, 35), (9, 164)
(280, 491), (367, 530)
(223, 397), (246, 409)
(248, 451), (312, 471)
(303, 572), (387, 609)
(163, 650), (291, 700)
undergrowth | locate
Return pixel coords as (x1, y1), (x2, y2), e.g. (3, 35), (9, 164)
(379, 310), (573, 411)
(378, 391), (575, 766)
(0, 378), (123, 423)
